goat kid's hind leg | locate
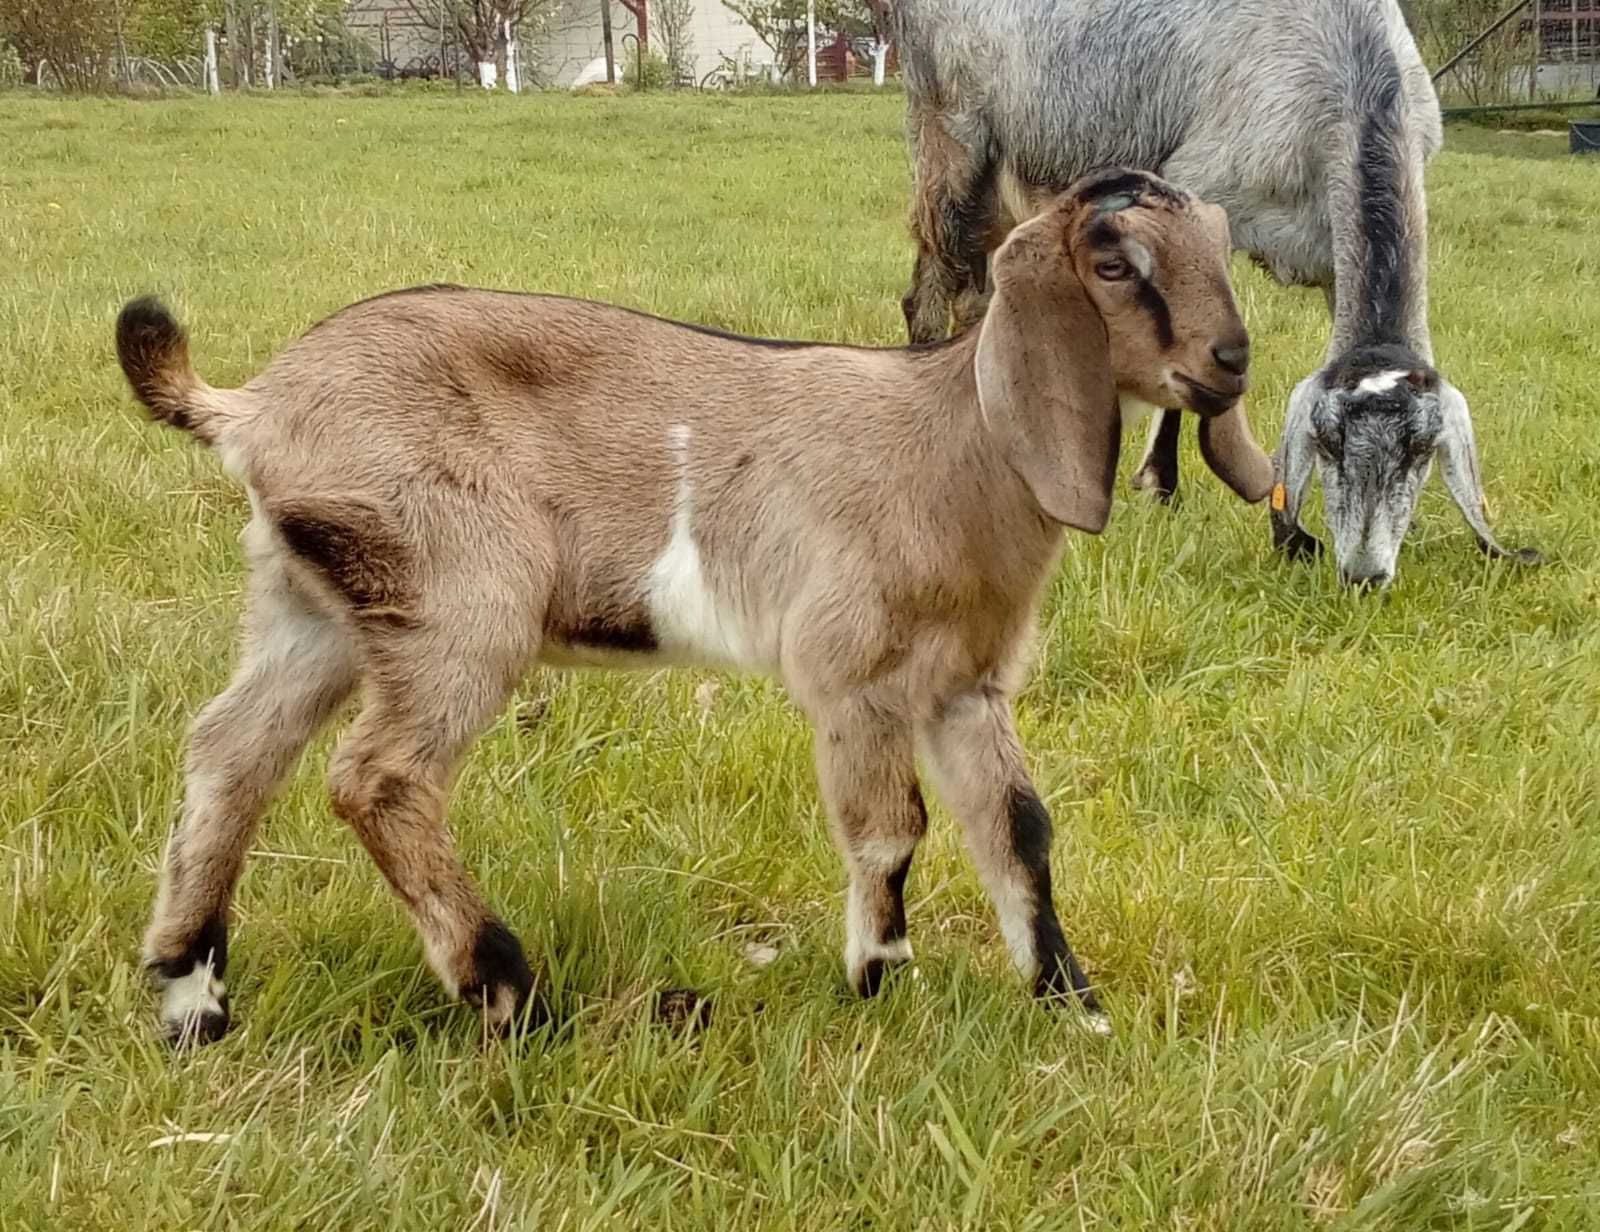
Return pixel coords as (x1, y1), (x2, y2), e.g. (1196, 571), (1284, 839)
(145, 543), (358, 1045)
(812, 698), (928, 998)
(328, 612), (543, 1033)
(918, 688), (1107, 1032)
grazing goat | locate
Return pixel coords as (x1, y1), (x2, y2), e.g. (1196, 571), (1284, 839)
(893, 0), (1540, 585)
(120, 170), (1260, 1045)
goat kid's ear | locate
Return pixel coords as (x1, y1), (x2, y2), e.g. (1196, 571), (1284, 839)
(1198, 202), (1232, 257)
(975, 213), (1120, 533)
(1199, 404), (1274, 503)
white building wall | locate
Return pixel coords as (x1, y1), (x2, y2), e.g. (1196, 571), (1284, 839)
(532, 0), (768, 87)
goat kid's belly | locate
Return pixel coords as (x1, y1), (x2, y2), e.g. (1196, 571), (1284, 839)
(536, 518), (781, 675)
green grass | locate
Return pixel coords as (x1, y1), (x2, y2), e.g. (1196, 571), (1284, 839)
(2, 94), (1598, 1229)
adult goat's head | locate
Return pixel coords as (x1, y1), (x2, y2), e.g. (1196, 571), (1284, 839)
(975, 168), (1272, 531)
(1273, 342), (1542, 587)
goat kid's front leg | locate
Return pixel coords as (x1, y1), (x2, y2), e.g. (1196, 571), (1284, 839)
(918, 688), (1107, 1032)
(812, 699), (928, 998)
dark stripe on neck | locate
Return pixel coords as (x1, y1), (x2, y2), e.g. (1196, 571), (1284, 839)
(1352, 62), (1412, 348)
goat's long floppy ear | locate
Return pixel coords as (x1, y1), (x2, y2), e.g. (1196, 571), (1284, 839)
(1269, 375), (1323, 559)
(1199, 405), (1274, 503)
(1191, 201), (1273, 504)
(975, 215), (1119, 533)
(1436, 382), (1543, 565)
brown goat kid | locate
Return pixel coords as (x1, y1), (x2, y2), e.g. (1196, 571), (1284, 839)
(120, 168), (1268, 1046)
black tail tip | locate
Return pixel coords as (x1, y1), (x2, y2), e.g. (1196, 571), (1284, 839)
(116, 295), (184, 363)
(115, 295), (196, 429)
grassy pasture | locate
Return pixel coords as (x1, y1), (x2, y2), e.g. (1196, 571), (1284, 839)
(1, 93), (1598, 1229)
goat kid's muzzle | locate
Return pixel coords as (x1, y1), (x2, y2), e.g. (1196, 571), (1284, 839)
(1175, 372), (1246, 418)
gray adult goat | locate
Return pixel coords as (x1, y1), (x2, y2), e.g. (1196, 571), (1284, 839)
(893, 0), (1541, 585)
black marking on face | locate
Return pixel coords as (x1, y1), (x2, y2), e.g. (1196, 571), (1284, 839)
(1069, 168), (1187, 211)
(1087, 218), (1121, 249)
(1135, 279), (1176, 349)
(149, 913), (228, 981)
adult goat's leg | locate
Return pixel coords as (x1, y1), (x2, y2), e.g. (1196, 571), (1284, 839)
(902, 111), (994, 344)
(918, 687), (1105, 1027)
(1131, 410), (1183, 504)
(145, 539), (357, 1044)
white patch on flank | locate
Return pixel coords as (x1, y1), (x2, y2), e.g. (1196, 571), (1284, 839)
(1119, 392), (1165, 430)
(1356, 370), (1408, 396)
(645, 423), (756, 669)
(1124, 237), (1154, 279)
(161, 963), (226, 1030)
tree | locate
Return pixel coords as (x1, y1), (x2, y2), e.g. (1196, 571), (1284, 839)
(655, 0), (693, 83)
(1409, 0), (1536, 104)
(0, 0), (119, 90)
(395, 0), (564, 84)
(724, 0), (877, 79)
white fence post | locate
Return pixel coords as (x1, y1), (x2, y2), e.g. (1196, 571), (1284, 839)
(204, 28), (220, 94)
(806, 0), (817, 87)
(872, 41), (886, 86)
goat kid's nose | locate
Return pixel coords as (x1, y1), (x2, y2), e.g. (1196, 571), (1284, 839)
(1211, 340), (1250, 377)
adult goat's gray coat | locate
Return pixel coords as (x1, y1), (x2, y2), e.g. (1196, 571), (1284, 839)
(894, 0), (1539, 583)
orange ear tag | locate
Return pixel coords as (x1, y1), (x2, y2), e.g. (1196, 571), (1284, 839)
(1270, 483), (1287, 513)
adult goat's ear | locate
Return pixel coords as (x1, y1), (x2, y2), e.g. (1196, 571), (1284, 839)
(974, 210), (1120, 533)
(1436, 381), (1543, 565)
(1199, 404), (1274, 502)
(1270, 375), (1324, 560)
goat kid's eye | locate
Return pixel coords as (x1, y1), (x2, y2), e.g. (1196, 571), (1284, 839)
(1094, 259), (1134, 281)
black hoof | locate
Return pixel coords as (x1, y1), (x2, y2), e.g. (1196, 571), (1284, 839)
(1485, 543), (1544, 566)
(463, 918), (544, 1033)
(163, 998), (231, 1048)
(654, 988), (714, 1034)
(1132, 467), (1179, 505)
(852, 954), (912, 999)
(1034, 947), (1109, 1032)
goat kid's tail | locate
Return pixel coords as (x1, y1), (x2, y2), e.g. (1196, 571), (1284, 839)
(116, 296), (230, 443)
